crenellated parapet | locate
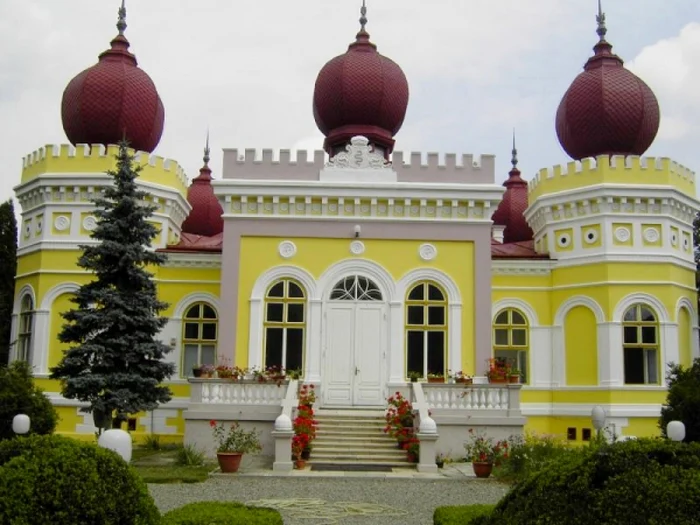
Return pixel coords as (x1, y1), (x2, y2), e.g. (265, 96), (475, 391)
(529, 155), (695, 202)
(21, 144), (189, 197)
(222, 147), (495, 184)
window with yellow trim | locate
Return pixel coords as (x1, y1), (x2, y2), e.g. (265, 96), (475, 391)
(623, 304), (659, 384)
(405, 282), (447, 378)
(264, 279), (305, 371)
(493, 308), (528, 382)
(17, 295), (34, 362)
(182, 303), (217, 376)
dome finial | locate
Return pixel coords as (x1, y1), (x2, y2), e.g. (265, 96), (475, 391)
(203, 129), (211, 166)
(117, 0), (127, 35)
(511, 129), (518, 170)
(359, 1), (368, 32)
(596, 0), (607, 42)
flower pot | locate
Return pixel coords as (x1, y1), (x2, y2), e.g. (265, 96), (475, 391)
(192, 368), (203, 378)
(472, 461), (493, 478)
(509, 375), (520, 384)
(301, 446), (311, 460)
(407, 453), (418, 463)
(428, 377), (445, 383)
(294, 459), (307, 469)
(488, 377), (508, 384)
(217, 452), (243, 473)
(436, 461), (444, 469)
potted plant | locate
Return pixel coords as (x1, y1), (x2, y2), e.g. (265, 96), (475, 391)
(200, 364), (215, 379)
(209, 420), (262, 473)
(192, 364), (203, 378)
(436, 452), (446, 468)
(407, 371), (422, 383)
(216, 357), (234, 379)
(463, 428), (508, 478)
(486, 358), (509, 384)
(509, 367), (521, 383)
(449, 370), (473, 385)
(427, 372), (445, 384)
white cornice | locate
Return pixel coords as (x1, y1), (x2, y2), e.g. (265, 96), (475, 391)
(161, 253), (222, 268)
(491, 260), (554, 275)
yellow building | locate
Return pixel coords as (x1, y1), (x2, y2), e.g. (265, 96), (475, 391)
(10, 4), (699, 449)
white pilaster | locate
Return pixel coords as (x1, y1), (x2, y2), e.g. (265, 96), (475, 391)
(307, 299), (323, 382)
(33, 310), (50, 373)
(550, 326), (566, 386)
(598, 322), (624, 386)
(389, 301), (404, 382)
(448, 304), (462, 375)
(530, 326), (553, 387)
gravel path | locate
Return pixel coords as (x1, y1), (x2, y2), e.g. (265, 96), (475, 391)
(149, 477), (508, 525)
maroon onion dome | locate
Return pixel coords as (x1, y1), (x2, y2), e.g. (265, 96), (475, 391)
(181, 137), (224, 237)
(312, 2), (409, 155)
(555, 4), (659, 160)
(61, 2), (165, 153)
(492, 136), (533, 244)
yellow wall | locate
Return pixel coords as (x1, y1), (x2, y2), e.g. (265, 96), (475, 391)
(565, 306), (598, 385)
(236, 237), (474, 371)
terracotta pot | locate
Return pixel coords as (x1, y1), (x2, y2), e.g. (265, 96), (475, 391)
(488, 377), (508, 384)
(217, 452), (243, 473)
(407, 453), (418, 463)
(509, 375), (520, 384)
(472, 461), (493, 478)
(428, 377), (445, 383)
(294, 459), (307, 469)
(301, 447), (311, 460)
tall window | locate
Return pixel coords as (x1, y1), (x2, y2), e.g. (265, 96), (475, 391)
(16, 295), (34, 362)
(406, 282), (447, 378)
(264, 279), (305, 371)
(623, 304), (659, 384)
(493, 309), (528, 382)
(182, 303), (217, 376)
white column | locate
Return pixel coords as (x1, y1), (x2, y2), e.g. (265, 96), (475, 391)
(8, 313), (18, 362)
(389, 301), (404, 382)
(307, 299), (323, 382)
(33, 310), (50, 374)
(598, 322), (624, 387)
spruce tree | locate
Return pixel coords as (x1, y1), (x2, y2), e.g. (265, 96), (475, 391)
(0, 200), (17, 366)
(50, 142), (174, 429)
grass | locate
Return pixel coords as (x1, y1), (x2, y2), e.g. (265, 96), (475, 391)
(131, 445), (217, 483)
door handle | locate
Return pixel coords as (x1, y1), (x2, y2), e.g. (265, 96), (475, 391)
(355, 367), (360, 376)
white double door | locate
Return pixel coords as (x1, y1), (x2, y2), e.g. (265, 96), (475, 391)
(323, 301), (387, 407)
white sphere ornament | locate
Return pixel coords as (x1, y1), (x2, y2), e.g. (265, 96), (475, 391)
(97, 429), (133, 462)
(419, 416), (437, 435)
(667, 421), (686, 442)
(591, 406), (606, 431)
(274, 413), (293, 432)
(12, 414), (30, 435)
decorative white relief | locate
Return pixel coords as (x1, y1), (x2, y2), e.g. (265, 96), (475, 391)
(82, 216), (97, 231)
(349, 241), (365, 255)
(683, 237), (690, 250)
(419, 243), (438, 261)
(557, 233), (571, 248)
(35, 219), (43, 234)
(325, 136), (391, 170)
(614, 227), (631, 243)
(278, 240), (297, 259)
(23, 223), (31, 239)
(54, 215), (70, 231)
(583, 228), (598, 245)
(643, 228), (659, 243)
(671, 232), (678, 247)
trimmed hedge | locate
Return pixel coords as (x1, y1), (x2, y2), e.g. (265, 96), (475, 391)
(0, 434), (160, 525)
(472, 439), (700, 525)
(434, 504), (495, 524)
(161, 502), (283, 524)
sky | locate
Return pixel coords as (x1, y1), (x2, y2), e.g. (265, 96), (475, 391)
(1, 0), (700, 208)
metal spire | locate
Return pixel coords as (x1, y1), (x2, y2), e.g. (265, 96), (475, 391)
(359, 1), (368, 32)
(596, 0), (607, 42)
(117, 0), (127, 35)
(203, 129), (211, 166)
(511, 129), (518, 170)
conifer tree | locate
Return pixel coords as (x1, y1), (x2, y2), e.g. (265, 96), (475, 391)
(50, 142), (174, 429)
(0, 200), (17, 366)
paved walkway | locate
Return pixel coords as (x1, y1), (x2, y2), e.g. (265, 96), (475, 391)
(149, 457), (508, 524)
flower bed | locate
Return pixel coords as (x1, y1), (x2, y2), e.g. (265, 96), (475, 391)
(383, 392), (419, 462)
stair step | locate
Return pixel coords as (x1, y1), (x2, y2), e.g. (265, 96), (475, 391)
(310, 452), (410, 462)
(308, 460), (415, 469)
(315, 436), (394, 444)
(313, 443), (403, 452)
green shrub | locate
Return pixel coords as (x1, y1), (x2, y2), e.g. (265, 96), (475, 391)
(174, 444), (206, 466)
(433, 504), (495, 524)
(0, 361), (58, 441)
(479, 438), (700, 525)
(659, 359), (700, 442)
(0, 434), (160, 525)
(494, 432), (577, 483)
(143, 434), (163, 450)
(161, 502), (283, 524)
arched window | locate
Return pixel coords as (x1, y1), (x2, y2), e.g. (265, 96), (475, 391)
(264, 279), (306, 372)
(493, 309), (528, 382)
(623, 304), (659, 384)
(16, 295), (34, 362)
(182, 303), (217, 376)
(330, 275), (382, 301)
(406, 282), (447, 379)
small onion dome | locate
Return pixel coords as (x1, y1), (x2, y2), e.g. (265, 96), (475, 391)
(181, 140), (224, 237)
(555, 6), (659, 160)
(61, 3), (165, 153)
(492, 137), (533, 244)
(312, 3), (409, 155)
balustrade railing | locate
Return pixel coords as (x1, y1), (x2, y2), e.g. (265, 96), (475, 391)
(421, 383), (521, 413)
(190, 379), (289, 405)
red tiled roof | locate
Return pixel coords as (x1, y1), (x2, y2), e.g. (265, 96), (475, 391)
(159, 232), (223, 253)
(491, 239), (548, 259)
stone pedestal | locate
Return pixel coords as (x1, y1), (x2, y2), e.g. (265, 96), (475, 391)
(271, 430), (294, 472)
(416, 431), (439, 473)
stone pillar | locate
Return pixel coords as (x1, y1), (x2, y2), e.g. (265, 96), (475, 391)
(272, 413), (294, 472)
(417, 416), (439, 474)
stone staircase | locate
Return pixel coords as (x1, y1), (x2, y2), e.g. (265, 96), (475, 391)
(308, 408), (414, 468)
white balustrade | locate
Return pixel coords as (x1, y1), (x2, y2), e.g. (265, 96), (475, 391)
(200, 380), (288, 405)
(422, 384), (511, 410)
